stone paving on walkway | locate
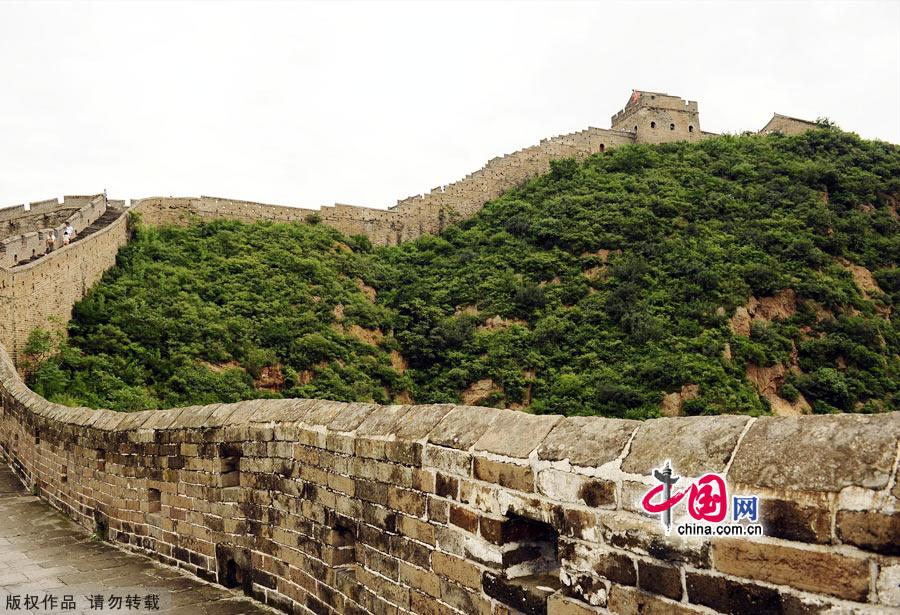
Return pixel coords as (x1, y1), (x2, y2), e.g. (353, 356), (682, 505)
(0, 465), (272, 615)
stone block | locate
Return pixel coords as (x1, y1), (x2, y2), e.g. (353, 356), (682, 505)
(712, 538), (870, 601)
(537, 417), (638, 467)
(621, 415), (750, 476)
(728, 413), (900, 492)
(473, 457), (535, 493)
(427, 406), (503, 450)
(473, 412), (562, 459)
(836, 510), (900, 555)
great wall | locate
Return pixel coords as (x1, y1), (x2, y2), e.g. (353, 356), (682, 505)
(0, 91), (897, 614)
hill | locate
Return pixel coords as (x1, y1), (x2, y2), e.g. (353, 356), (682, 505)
(26, 127), (900, 418)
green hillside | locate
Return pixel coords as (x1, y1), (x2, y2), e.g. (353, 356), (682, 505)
(26, 127), (900, 418)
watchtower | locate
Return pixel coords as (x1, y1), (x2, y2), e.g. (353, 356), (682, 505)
(610, 90), (702, 144)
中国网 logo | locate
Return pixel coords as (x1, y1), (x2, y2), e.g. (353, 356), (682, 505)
(640, 461), (764, 537)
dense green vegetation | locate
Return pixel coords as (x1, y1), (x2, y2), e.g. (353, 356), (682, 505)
(27, 128), (900, 417)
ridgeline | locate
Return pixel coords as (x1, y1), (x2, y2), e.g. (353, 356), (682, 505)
(26, 127), (900, 418)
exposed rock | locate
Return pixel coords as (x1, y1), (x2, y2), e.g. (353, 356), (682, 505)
(722, 343), (732, 361)
(729, 289), (797, 337)
(454, 304), (479, 317)
(254, 364), (285, 391)
(333, 303), (344, 320)
(729, 306), (752, 337)
(745, 362), (810, 416)
(582, 265), (605, 281)
(659, 384), (700, 417)
(346, 324), (384, 346)
(389, 350), (407, 373)
(839, 259), (882, 297)
(461, 378), (500, 405)
(479, 315), (528, 331)
(355, 278), (377, 302)
(754, 289), (797, 321)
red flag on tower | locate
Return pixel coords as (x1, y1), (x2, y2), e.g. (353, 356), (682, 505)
(630, 90), (641, 105)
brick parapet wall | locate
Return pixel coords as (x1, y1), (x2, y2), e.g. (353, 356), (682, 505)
(0, 205), (129, 360)
(0, 339), (897, 614)
(130, 127), (635, 247)
(0, 112), (891, 614)
(0, 195), (108, 268)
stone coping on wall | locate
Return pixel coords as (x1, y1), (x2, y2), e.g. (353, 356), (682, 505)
(1, 328), (899, 613)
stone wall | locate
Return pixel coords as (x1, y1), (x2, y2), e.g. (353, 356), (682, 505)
(131, 127), (635, 246)
(760, 114), (820, 136)
(0, 195), (100, 247)
(610, 92), (704, 145)
(0, 195), (108, 268)
(0, 204), (129, 360)
(0, 342), (897, 614)
(0, 95), (876, 615)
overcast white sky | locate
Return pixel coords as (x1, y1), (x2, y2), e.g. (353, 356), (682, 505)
(1, 1), (898, 210)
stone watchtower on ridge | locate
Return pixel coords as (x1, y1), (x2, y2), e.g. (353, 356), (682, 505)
(610, 90), (703, 144)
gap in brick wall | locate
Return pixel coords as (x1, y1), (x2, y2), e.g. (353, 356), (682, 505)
(148, 488), (161, 513)
(483, 514), (562, 613)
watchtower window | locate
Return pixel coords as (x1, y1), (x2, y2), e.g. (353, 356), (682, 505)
(633, 125), (637, 131)
(650, 121), (656, 129)
(689, 125), (694, 133)
(670, 123), (675, 130)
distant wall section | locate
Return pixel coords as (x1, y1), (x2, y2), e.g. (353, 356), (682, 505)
(0, 207), (129, 361)
(134, 127), (635, 246)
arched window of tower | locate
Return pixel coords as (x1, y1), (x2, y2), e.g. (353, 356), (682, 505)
(650, 121), (656, 129)
(670, 123), (675, 130)
(689, 125), (694, 133)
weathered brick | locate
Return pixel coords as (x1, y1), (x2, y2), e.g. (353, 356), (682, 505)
(836, 510), (900, 555)
(608, 584), (707, 615)
(388, 487), (426, 517)
(449, 505), (479, 533)
(473, 457), (534, 493)
(432, 551), (482, 589)
(637, 560), (682, 600)
(712, 539), (870, 601)
(685, 572), (781, 615)
(759, 497), (832, 544)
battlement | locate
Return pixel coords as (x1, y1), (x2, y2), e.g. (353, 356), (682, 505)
(610, 90), (699, 124)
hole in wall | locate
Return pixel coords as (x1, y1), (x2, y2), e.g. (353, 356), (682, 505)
(93, 509), (108, 541)
(670, 123), (675, 130)
(599, 144), (605, 152)
(60, 465), (67, 483)
(689, 125), (694, 133)
(650, 121), (656, 129)
(482, 514), (561, 614)
(215, 543), (251, 594)
(34, 431), (40, 445)
(148, 488), (161, 514)
(96, 449), (106, 471)
(218, 443), (241, 488)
